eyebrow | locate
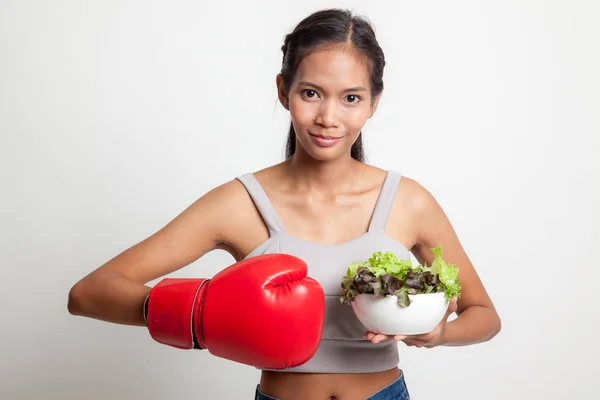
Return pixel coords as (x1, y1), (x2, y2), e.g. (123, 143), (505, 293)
(298, 81), (367, 93)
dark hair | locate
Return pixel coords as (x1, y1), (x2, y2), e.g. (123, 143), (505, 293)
(280, 9), (386, 162)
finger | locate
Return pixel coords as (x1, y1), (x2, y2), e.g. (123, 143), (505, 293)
(401, 338), (428, 348)
(411, 339), (427, 347)
(443, 298), (458, 320)
(448, 298), (458, 314)
(365, 332), (386, 342)
(371, 333), (390, 343)
(403, 332), (432, 342)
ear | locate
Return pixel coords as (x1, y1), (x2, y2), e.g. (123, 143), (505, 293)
(276, 74), (289, 110)
(368, 93), (382, 118)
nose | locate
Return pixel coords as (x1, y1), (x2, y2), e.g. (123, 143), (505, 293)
(314, 99), (339, 128)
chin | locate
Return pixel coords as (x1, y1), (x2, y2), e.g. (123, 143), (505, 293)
(296, 136), (352, 162)
(306, 150), (343, 162)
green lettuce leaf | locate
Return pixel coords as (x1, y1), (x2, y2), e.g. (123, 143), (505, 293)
(430, 245), (462, 302)
(340, 245), (462, 307)
(366, 251), (414, 278)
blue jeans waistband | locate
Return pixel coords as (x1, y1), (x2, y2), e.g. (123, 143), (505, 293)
(254, 371), (410, 400)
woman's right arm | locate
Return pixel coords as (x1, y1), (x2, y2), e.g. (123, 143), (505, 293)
(67, 180), (241, 327)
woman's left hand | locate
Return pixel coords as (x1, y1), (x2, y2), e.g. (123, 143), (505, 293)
(365, 298), (458, 349)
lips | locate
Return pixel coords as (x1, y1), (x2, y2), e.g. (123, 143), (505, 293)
(310, 132), (342, 140)
(309, 131), (343, 147)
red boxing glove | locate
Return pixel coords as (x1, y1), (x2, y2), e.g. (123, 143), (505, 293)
(146, 254), (325, 370)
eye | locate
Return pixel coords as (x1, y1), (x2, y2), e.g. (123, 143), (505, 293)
(301, 89), (319, 99)
(345, 94), (362, 104)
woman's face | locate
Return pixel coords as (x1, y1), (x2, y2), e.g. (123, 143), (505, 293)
(278, 47), (380, 162)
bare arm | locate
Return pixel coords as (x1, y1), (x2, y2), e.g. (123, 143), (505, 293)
(67, 180), (241, 327)
(409, 180), (502, 346)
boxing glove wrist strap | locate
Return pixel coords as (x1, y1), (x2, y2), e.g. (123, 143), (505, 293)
(143, 294), (150, 326)
(192, 280), (210, 349)
(146, 278), (209, 350)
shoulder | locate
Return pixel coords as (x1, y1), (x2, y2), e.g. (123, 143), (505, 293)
(194, 177), (249, 211)
(385, 172), (447, 245)
(200, 161), (285, 205)
(184, 173), (260, 236)
(208, 167), (290, 259)
(396, 174), (438, 214)
(394, 173), (457, 248)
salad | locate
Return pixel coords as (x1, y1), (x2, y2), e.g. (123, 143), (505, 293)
(340, 245), (461, 307)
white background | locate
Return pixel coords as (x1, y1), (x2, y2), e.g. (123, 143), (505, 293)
(2, 0), (599, 399)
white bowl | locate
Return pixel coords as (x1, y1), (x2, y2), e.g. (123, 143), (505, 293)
(350, 292), (449, 335)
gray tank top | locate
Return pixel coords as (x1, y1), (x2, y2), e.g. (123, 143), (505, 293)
(236, 170), (410, 374)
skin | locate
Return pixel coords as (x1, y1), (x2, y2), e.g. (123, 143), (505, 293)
(68, 46), (501, 400)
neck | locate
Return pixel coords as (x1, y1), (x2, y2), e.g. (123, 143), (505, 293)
(285, 151), (360, 194)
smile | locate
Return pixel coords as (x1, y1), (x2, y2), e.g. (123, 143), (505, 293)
(309, 132), (343, 147)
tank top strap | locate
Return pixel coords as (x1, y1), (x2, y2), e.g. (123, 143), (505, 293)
(236, 173), (286, 236)
(367, 170), (403, 233)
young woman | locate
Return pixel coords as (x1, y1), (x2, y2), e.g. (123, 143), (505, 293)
(68, 8), (501, 400)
